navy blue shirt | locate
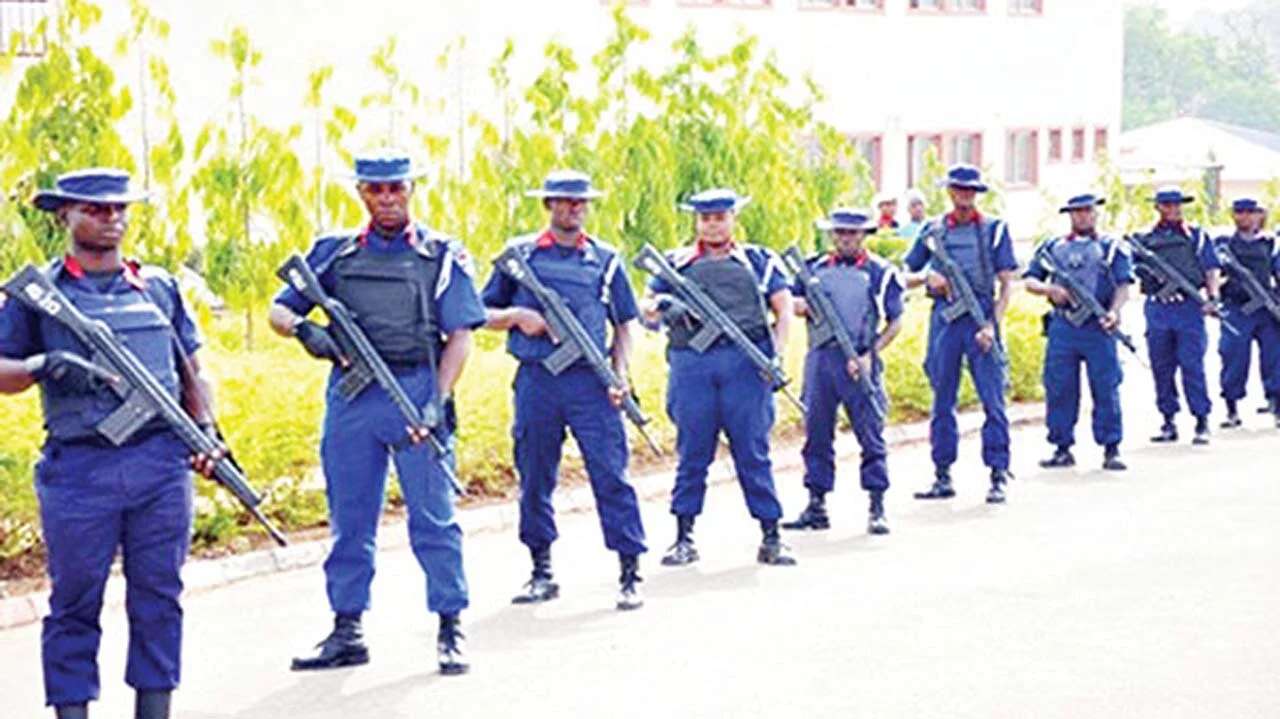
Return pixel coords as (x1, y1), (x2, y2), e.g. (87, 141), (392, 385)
(792, 251), (905, 327)
(275, 224), (487, 335)
(0, 257), (201, 359)
(646, 242), (789, 298)
(1024, 234), (1135, 310)
(482, 231), (639, 363)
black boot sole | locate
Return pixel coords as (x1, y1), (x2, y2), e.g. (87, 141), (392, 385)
(439, 662), (470, 676)
(780, 519), (830, 531)
(867, 522), (890, 536)
(913, 489), (956, 500)
(1102, 459), (1127, 471)
(757, 550), (798, 566)
(511, 585), (560, 605)
(1192, 435), (1210, 446)
(291, 648), (370, 671)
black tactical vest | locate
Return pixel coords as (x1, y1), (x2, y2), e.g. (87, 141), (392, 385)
(330, 244), (442, 364)
(1221, 235), (1276, 307)
(808, 262), (876, 352)
(668, 257), (770, 350)
(1137, 228), (1204, 295)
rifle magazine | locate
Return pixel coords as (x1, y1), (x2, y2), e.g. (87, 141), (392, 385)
(96, 391), (158, 446)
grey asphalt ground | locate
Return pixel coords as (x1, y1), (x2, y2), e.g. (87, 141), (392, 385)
(2, 341), (1279, 718)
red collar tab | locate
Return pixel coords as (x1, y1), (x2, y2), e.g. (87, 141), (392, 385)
(827, 250), (868, 268)
(946, 210), (982, 228)
(878, 214), (897, 228)
(536, 229), (588, 250)
(62, 254), (86, 279)
(694, 239), (737, 259)
(358, 221), (416, 248)
(61, 255), (146, 291)
(121, 259), (147, 291)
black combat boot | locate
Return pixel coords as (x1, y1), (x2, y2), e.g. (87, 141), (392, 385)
(1270, 396), (1280, 428)
(1192, 415), (1211, 445)
(512, 546), (559, 604)
(616, 554), (644, 611)
(1039, 445), (1075, 469)
(914, 468), (955, 500)
(1151, 415), (1178, 443)
(985, 469), (1009, 505)
(757, 520), (797, 566)
(436, 613), (468, 675)
(661, 515), (699, 566)
(291, 613), (369, 671)
(54, 705), (88, 719)
(867, 492), (890, 535)
(1102, 444), (1127, 471)
(135, 690), (170, 719)
(1220, 400), (1242, 429)
(781, 488), (830, 530)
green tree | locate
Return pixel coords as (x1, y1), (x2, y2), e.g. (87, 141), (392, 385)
(192, 26), (309, 349)
(115, 0), (189, 270)
(1124, 4), (1280, 132)
(0, 0), (133, 274)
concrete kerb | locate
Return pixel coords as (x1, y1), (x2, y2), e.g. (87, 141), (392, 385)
(0, 402), (1045, 631)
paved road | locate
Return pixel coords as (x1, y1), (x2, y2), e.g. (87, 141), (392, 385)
(3, 349), (1279, 718)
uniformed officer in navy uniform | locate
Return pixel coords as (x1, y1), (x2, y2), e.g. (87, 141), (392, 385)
(1131, 186), (1223, 445)
(268, 150), (482, 675)
(481, 170), (647, 611)
(1214, 197), (1280, 428)
(641, 188), (797, 566)
(1024, 194), (1135, 471)
(782, 208), (904, 535)
(0, 168), (224, 719)
(903, 164), (1019, 504)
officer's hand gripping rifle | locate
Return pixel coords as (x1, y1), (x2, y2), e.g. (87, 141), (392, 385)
(1215, 243), (1280, 324)
(781, 246), (887, 423)
(924, 233), (1008, 366)
(493, 246), (662, 455)
(277, 254), (464, 494)
(1033, 244), (1145, 364)
(3, 264), (287, 546)
(632, 243), (805, 414)
(1123, 235), (1240, 337)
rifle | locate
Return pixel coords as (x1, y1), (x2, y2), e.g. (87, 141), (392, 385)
(1123, 235), (1240, 337)
(3, 264), (287, 546)
(923, 231), (1008, 366)
(1032, 243), (1145, 364)
(632, 243), (805, 414)
(1215, 242), (1280, 324)
(780, 246), (887, 422)
(276, 254), (464, 494)
(493, 246), (661, 455)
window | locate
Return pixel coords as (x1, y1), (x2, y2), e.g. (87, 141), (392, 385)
(1006, 129), (1039, 186)
(1094, 127), (1109, 159)
(1071, 127), (1086, 162)
(1009, 0), (1042, 14)
(0, 0), (49, 57)
(946, 132), (982, 166)
(851, 134), (883, 190)
(1047, 128), (1063, 163)
(678, 0), (772, 6)
(908, 133), (942, 188)
(908, 0), (985, 12)
(800, 0), (883, 9)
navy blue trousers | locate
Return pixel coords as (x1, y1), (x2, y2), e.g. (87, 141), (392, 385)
(666, 344), (783, 520)
(319, 366), (467, 616)
(512, 363), (646, 556)
(1043, 318), (1123, 448)
(800, 346), (889, 494)
(35, 432), (192, 707)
